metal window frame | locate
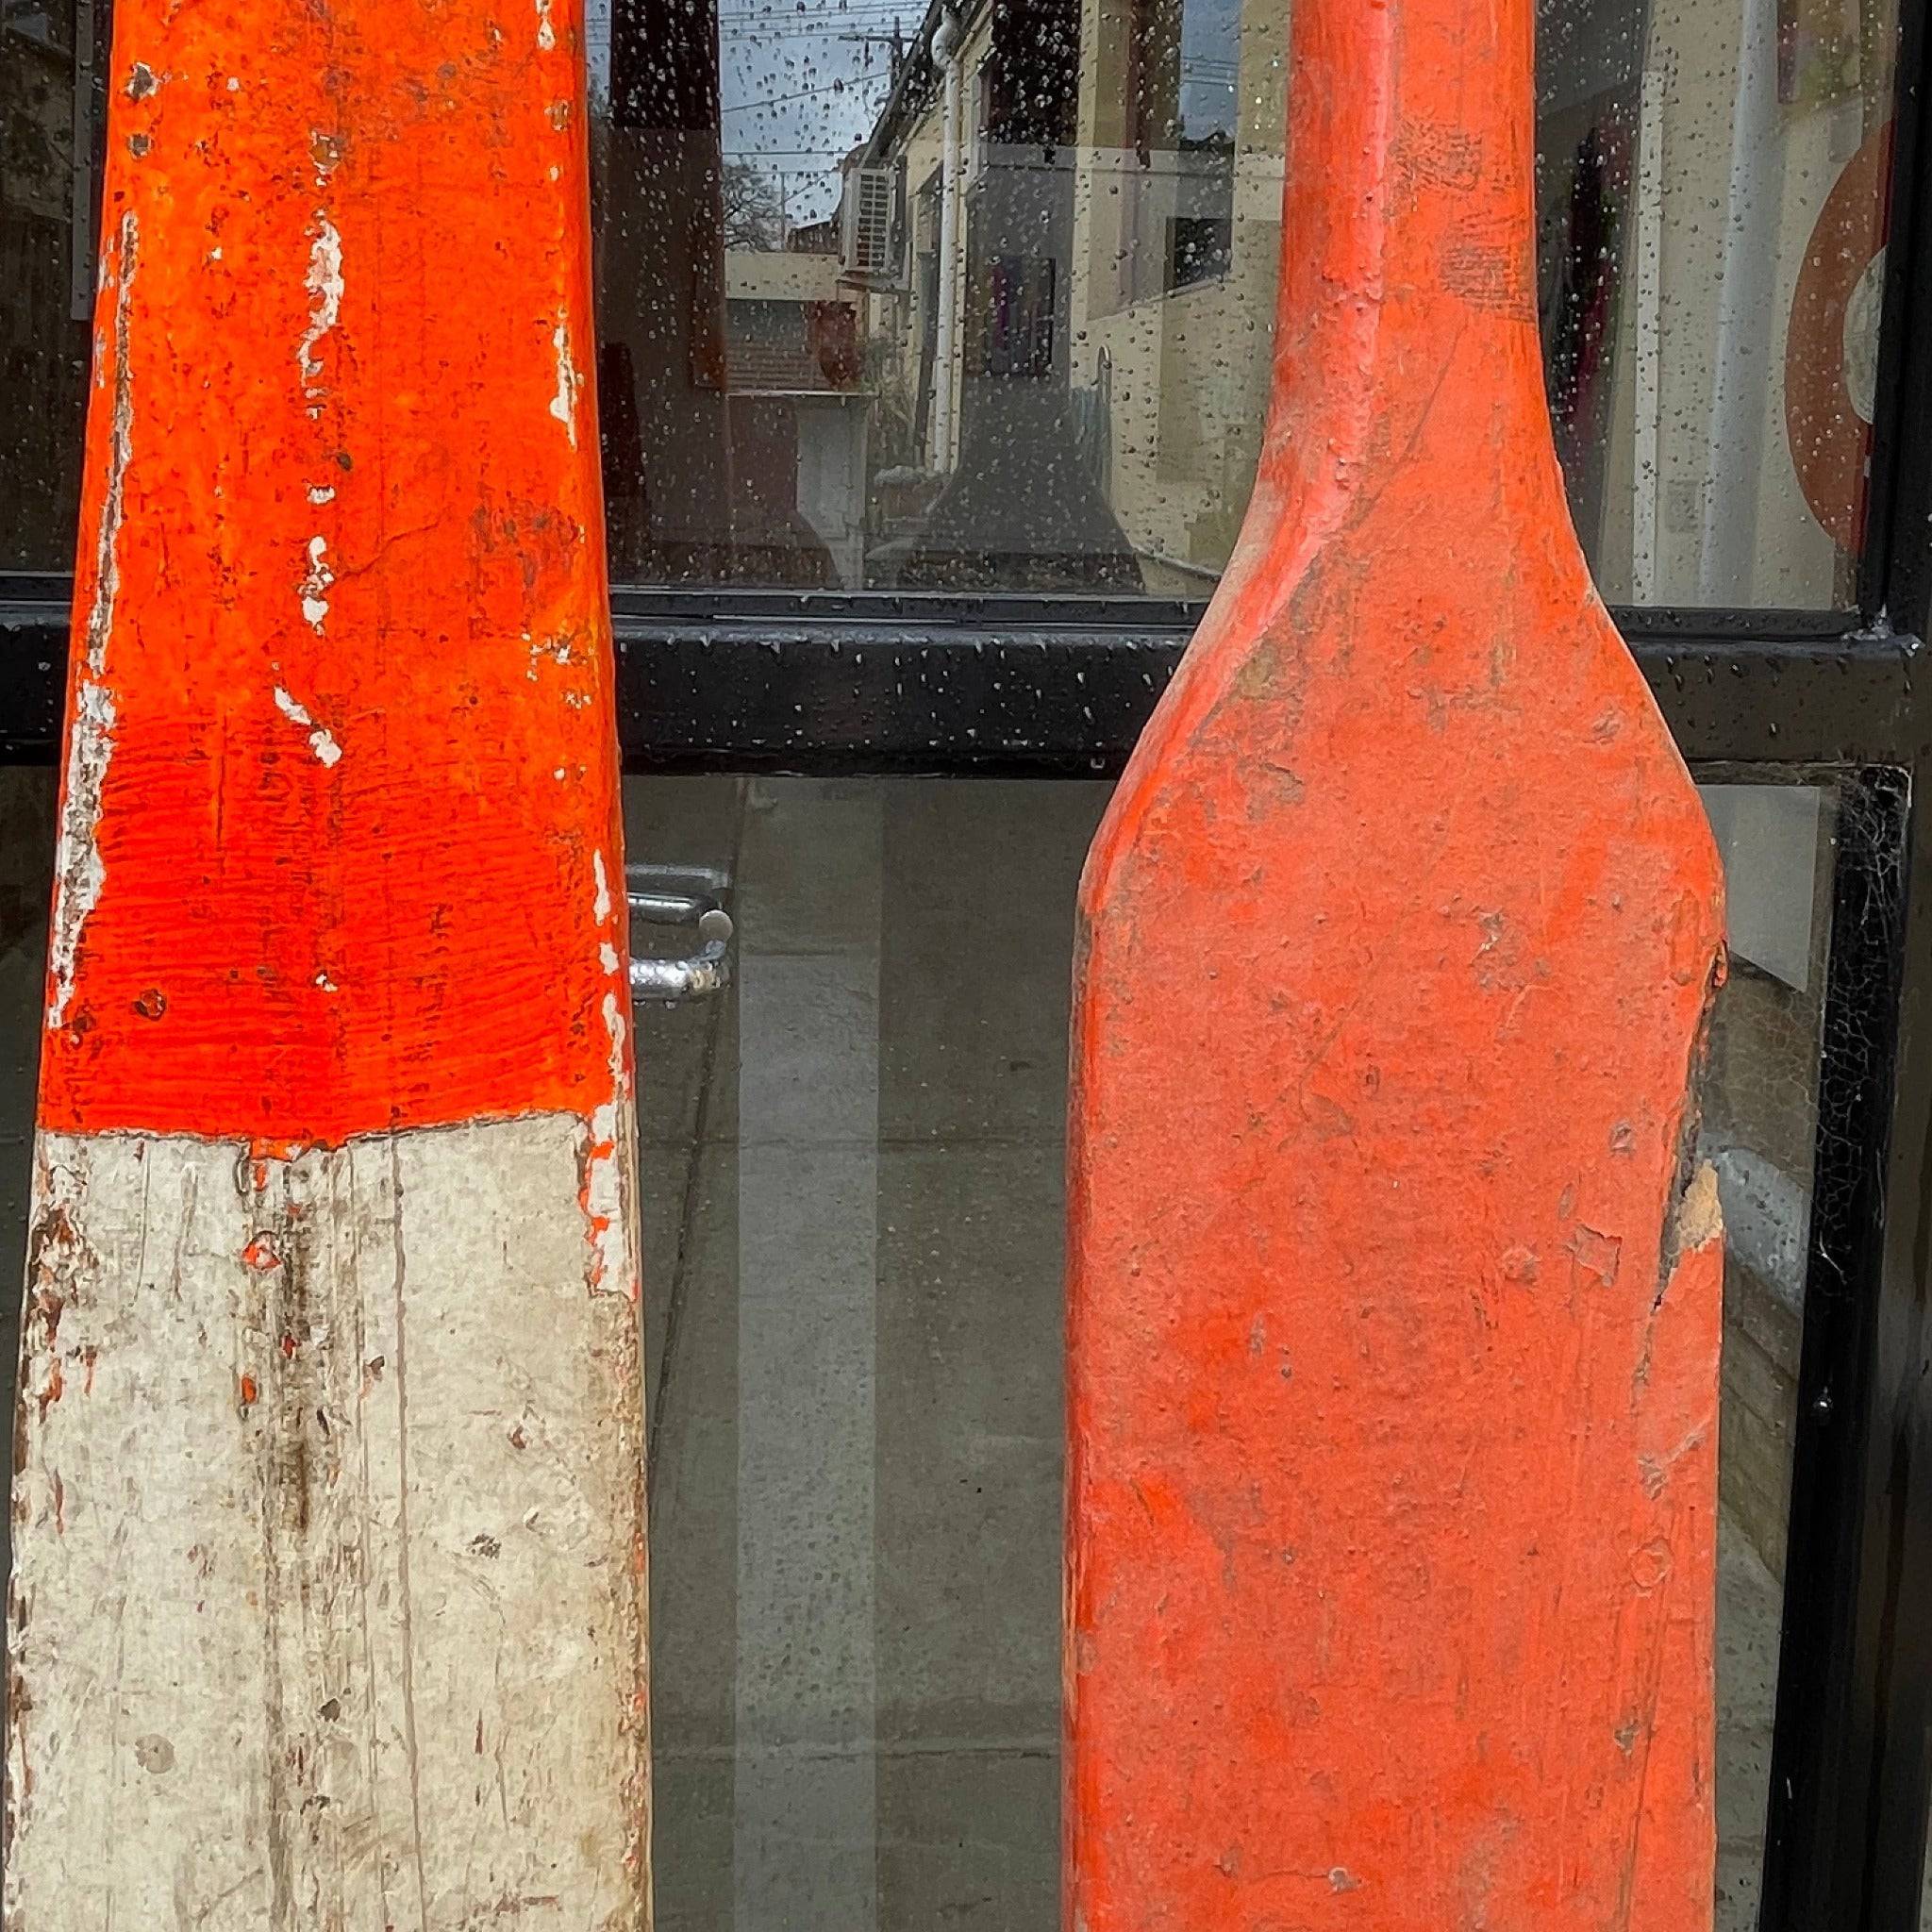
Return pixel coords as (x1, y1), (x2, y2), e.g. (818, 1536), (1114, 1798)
(5, 5), (1932, 1927)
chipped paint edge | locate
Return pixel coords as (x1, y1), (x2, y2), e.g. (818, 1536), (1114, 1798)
(47, 211), (138, 1033)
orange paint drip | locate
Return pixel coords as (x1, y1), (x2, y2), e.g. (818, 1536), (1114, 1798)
(42, 0), (628, 1145)
(1066, 0), (1725, 1924)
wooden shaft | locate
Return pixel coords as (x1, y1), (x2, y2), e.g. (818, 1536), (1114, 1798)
(1066, 0), (1726, 1924)
(8, 1), (652, 1923)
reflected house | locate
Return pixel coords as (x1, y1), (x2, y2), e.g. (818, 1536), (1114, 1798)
(842, 0), (1895, 604)
(842, 0), (1274, 592)
(724, 242), (870, 590)
(1063, 0), (1276, 591)
(844, 0), (1144, 591)
(596, 0), (843, 585)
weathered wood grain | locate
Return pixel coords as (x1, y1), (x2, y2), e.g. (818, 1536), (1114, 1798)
(9, 1119), (650, 1928)
(1065, 0), (1727, 1924)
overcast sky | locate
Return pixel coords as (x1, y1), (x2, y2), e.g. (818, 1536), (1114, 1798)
(584, 0), (905, 225)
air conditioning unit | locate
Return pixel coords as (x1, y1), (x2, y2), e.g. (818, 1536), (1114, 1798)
(841, 163), (902, 282)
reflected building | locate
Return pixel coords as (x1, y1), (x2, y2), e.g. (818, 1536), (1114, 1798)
(1064, 0), (1271, 591)
(839, 0), (1893, 603)
(0, 0), (1901, 606)
(597, 0), (851, 584)
(844, 0), (1144, 590)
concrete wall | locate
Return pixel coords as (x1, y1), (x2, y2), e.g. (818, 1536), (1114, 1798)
(725, 249), (844, 302)
(1066, 0), (1284, 575)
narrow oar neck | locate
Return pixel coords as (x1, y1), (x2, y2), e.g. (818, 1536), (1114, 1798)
(1252, 0), (1560, 541)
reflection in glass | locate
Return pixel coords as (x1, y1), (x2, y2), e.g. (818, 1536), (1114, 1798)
(0, 761), (1863, 1925)
(591, 0), (1901, 601)
(1538, 0), (1896, 605)
(0, 0), (1903, 603)
(1698, 784), (1835, 1930)
(619, 773), (1837, 1926)
(0, 0), (108, 569)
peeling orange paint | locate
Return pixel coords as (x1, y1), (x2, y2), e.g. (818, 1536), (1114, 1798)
(40, 0), (628, 1147)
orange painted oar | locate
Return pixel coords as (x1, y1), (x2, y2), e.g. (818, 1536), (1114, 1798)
(1066, 0), (1725, 1926)
(8, 0), (650, 1920)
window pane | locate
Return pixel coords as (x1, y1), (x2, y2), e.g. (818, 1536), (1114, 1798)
(588, 0), (1899, 602)
(1, 0), (1900, 608)
(617, 770), (1834, 1924)
(0, 767), (1862, 1920)
(1540, 1), (1898, 606)
(1699, 783), (1835, 1927)
(0, 0), (108, 571)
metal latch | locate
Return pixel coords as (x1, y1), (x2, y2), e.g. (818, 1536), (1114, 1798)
(626, 862), (734, 1002)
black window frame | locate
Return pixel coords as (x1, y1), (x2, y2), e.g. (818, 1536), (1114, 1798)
(6, 5), (1932, 1927)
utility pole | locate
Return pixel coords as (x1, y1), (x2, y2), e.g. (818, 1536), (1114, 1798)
(7, 0), (652, 1922)
(838, 22), (908, 76)
(1066, 0), (1725, 1924)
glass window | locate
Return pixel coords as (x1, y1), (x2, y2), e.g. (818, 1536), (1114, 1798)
(0, 0), (1901, 607)
(0, 0), (108, 571)
(0, 774), (1868, 1922)
(619, 772), (1832, 1925)
(0, 759), (1873, 1920)
(594, 0), (1899, 604)
(1698, 783), (1835, 1928)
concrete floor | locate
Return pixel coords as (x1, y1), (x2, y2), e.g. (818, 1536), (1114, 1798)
(0, 771), (1835, 1923)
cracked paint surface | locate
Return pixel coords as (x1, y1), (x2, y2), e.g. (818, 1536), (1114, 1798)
(581, 851), (638, 1301)
(550, 320), (582, 446)
(296, 534), (333, 630)
(272, 685), (342, 766)
(296, 211), (341, 385)
(1065, 0), (1725, 1926)
(46, 210), (137, 1033)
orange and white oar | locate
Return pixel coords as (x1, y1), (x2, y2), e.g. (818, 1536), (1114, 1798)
(1068, 0), (1725, 1926)
(8, 0), (650, 1923)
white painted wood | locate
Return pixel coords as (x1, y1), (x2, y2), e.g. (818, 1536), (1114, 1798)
(7, 1113), (650, 1928)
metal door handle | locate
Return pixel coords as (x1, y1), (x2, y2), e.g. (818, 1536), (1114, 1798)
(626, 862), (734, 1001)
